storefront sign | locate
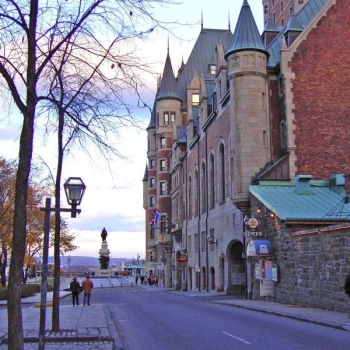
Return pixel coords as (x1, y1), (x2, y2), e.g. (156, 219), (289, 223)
(177, 255), (188, 263)
(242, 231), (264, 237)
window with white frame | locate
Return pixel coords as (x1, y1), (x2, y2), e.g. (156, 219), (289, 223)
(209, 64), (216, 75)
(160, 137), (166, 149)
(160, 159), (166, 171)
(164, 112), (169, 125)
(150, 178), (155, 188)
(160, 181), (166, 195)
(150, 196), (155, 207)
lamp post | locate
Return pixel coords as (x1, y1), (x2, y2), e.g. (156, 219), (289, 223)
(38, 177), (86, 350)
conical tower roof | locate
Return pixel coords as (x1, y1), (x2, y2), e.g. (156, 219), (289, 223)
(156, 51), (182, 102)
(225, 0), (269, 59)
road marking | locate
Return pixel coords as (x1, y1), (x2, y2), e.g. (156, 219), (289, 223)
(223, 331), (251, 344)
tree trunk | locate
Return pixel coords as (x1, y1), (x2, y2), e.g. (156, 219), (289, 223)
(52, 108), (64, 332)
(7, 0), (38, 346)
(8, 107), (35, 349)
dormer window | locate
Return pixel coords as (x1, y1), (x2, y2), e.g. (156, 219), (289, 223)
(192, 93), (199, 106)
(209, 64), (216, 75)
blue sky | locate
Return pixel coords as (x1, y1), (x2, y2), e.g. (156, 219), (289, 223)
(0, 0), (264, 258)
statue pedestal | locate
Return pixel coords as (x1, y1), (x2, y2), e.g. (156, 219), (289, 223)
(95, 241), (112, 277)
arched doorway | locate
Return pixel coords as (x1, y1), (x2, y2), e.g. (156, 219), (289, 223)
(210, 266), (215, 290)
(201, 266), (206, 290)
(175, 251), (182, 290)
(218, 253), (225, 292)
(227, 240), (245, 295)
(188, 266), (193, 290)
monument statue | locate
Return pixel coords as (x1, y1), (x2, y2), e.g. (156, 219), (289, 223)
(99, 255), (109, 269)
(101, 227), (107, 242)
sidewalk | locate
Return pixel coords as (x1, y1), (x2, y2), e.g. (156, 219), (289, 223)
(0, 291), (122, 350)
(1, 282), (350, 349)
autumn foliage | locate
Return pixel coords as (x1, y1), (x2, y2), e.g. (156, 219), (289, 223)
(0, 157), (77, 286)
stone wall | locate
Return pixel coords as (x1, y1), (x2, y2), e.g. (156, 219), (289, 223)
(251, 197), (350, 312)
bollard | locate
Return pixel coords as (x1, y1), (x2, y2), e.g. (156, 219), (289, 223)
(121, 283), (123, 288)
(111, 284), (113, 288)
(131, 283), (133, 287)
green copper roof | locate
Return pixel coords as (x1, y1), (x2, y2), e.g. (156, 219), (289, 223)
(266, 0), (329, 67)
(156, 52), (181, 102)
(225, 0), (268, 59)
(249, 177), (350, 222)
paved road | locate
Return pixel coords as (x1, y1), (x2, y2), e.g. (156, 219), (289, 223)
(0, 276), (350, 349)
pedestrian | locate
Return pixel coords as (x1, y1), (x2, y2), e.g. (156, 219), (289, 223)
(135, 275), (139, 285)
(140, 275), (144, 285)
(70, 276), (80, 306)
(82, 275), (94, 306)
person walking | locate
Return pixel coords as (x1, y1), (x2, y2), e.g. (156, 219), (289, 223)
(82, 275), (94, 306)
(70, 276), (80, 306)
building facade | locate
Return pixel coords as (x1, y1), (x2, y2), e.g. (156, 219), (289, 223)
(143, 0), (350, 311)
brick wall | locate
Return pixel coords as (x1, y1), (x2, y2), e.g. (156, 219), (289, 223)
(291, 0), (350, 179)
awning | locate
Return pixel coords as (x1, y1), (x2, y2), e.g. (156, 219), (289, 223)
(125, 265), (144, 269)
(246, 240), (273, 257)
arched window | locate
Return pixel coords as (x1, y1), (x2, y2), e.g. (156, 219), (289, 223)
(219, 143), (225, 203)
(188, 175), (192, 219)
(209, 153), (215, 208)
(194, 169), (199, 216)
(201, 162), (206, 213)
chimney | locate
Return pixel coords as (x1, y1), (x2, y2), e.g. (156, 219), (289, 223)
(294, 175), (313, 195)
(329, 174), (346, 194)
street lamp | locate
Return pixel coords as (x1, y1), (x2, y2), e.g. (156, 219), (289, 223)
(38, 177), (86, 350)
(63, 177), (86, 217)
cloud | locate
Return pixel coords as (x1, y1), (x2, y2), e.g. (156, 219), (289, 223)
(68, 211), (144, 232)
(64, 229), (146, 259)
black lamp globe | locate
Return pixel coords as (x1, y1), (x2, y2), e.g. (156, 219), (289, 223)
(63, 177), (86, 217)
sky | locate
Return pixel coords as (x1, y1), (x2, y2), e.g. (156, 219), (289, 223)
(0, 0), (264, 259)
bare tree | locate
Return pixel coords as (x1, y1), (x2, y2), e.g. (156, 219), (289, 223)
(0, 0), (180, 348)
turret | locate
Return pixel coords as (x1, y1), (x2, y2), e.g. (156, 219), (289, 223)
(225, 0), (270, 212)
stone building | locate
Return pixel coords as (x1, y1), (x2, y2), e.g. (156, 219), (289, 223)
(143, 0), (350, 312)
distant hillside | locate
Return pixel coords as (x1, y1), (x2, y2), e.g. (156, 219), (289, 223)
(55, 256), (133, 267)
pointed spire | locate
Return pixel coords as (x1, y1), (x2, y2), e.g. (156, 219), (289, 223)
(228, 12), (231, 31)
(225, 0), (269, 59)
(201, 9), (203, 30)
(156, 45), (181, 103)
(142, 163), (149, 182)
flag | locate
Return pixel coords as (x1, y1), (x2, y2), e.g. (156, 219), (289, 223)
(151, 208), (161, 228)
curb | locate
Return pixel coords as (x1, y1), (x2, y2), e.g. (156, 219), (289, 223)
(103, 304), (124, 350)
(215, 301), (350, 332)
